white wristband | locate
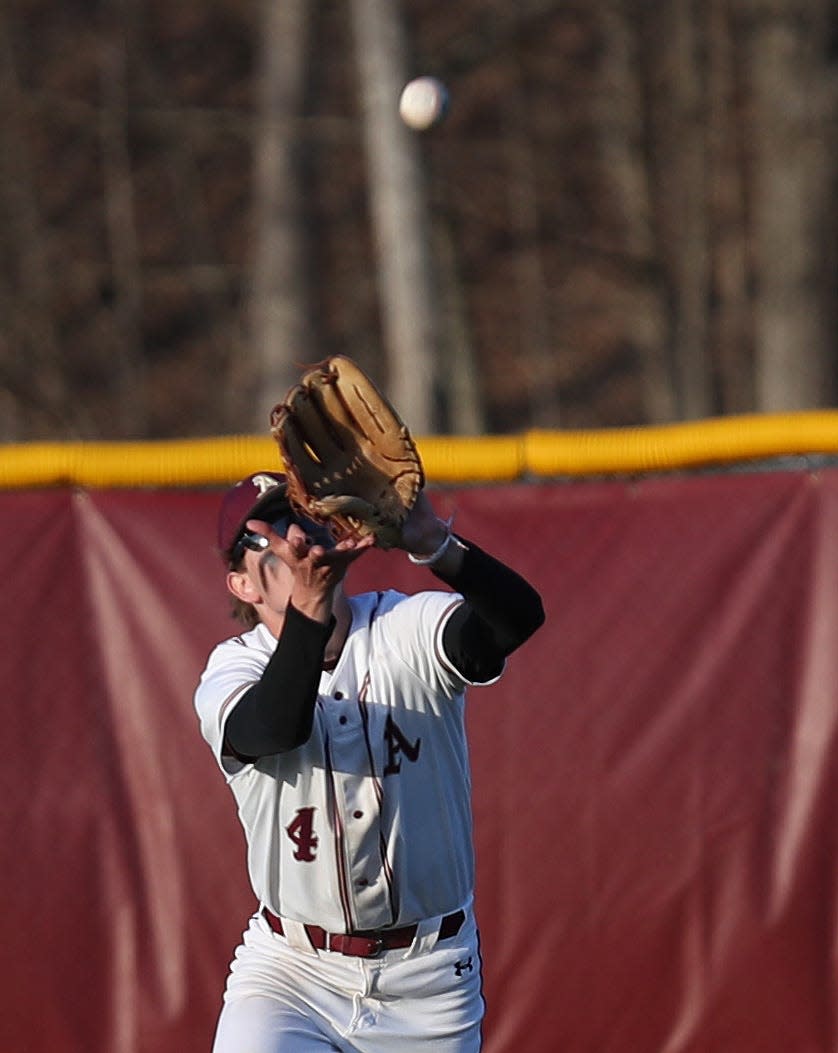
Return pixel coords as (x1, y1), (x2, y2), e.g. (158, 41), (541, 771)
(407, 517), (457, 566)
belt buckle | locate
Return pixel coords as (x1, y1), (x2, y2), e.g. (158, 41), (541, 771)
(361, 934), (384, 957)
(329, 931), (385, 957)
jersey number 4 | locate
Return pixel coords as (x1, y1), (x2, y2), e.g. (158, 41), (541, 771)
(286, 807), (319, 862)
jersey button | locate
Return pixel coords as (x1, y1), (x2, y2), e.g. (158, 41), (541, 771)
(334, 691), (344, 700)
(353, 810), (363, 819)
(357, 877), (370, 887)
(339, 715), (348, 725)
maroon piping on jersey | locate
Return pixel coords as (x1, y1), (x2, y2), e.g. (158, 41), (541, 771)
(357, 671), (398, 925)
(434, 596), (465, 678)
(322, 731), (356, 932)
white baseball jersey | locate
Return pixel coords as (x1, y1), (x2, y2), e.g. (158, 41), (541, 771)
(194, 589), (502, 933)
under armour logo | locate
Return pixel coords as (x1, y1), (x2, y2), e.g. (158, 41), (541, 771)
(454, 957), (473, 977)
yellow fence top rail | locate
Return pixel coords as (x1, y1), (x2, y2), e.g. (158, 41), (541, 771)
(2, 411), (838, 489)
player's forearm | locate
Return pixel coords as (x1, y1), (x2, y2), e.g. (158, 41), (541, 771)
(289, 585), (335, 626)
(433, 538), (545, 654)
(224, 603), (334, 759)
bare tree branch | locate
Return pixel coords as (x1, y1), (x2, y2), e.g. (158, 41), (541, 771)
(349, 0), (440, 432)
(246, 0), (314, 432)
(99, 0), (147, 437)
(596, 0), (675, 423)
(501, 36), (559, 427)
(745, 0), (837, 409)
(0, 5), (66, 437)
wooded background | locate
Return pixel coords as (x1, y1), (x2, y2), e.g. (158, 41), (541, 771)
(1, 0), (837, 442)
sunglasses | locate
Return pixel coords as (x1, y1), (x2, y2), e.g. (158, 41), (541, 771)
(230, 514), (333, 564)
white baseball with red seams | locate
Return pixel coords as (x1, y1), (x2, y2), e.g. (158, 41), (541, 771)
(399, 76), (450, 131)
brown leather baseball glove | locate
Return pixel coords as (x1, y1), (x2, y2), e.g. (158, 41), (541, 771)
(270, 356), (425, 548)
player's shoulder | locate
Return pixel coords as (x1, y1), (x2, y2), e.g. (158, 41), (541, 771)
(350, 586), (451, 612)
(205, 622), (274, 666)
(359, 587), (463, 634)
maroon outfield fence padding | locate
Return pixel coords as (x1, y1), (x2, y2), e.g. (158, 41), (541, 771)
(2, 470), (838, 1052)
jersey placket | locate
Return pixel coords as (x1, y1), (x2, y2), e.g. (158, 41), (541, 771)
(326, 690), (391, 927)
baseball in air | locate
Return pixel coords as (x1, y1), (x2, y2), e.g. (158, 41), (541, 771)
(399, 76), (450, 131)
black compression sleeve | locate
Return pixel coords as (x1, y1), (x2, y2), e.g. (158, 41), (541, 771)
(436, 538), (545, 682)
(224, 603), (335, 760)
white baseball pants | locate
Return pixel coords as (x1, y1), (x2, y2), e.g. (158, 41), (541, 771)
(211, 907), (484, 1052)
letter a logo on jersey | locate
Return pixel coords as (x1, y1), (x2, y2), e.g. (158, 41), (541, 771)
(383, 714), (421, 775)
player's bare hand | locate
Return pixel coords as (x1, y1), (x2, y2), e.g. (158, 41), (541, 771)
(245, 518), (373, 621)
(286, 530), (375, 576)
(246, 519), (373, 571)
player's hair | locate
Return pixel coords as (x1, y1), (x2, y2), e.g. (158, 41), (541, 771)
(230, 594), (259, 630)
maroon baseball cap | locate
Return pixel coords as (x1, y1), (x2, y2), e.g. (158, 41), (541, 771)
(217, 471), (291, 557)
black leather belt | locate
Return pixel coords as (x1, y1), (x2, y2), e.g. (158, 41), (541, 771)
(262, 907), (465, 958)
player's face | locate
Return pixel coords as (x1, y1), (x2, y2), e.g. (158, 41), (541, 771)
(231, 514), (333, 564)
(240, 541), (296, 613)
(228, 516), (341, 624)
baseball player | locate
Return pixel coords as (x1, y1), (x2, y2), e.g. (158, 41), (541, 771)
(194, 470), (544, 1052)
